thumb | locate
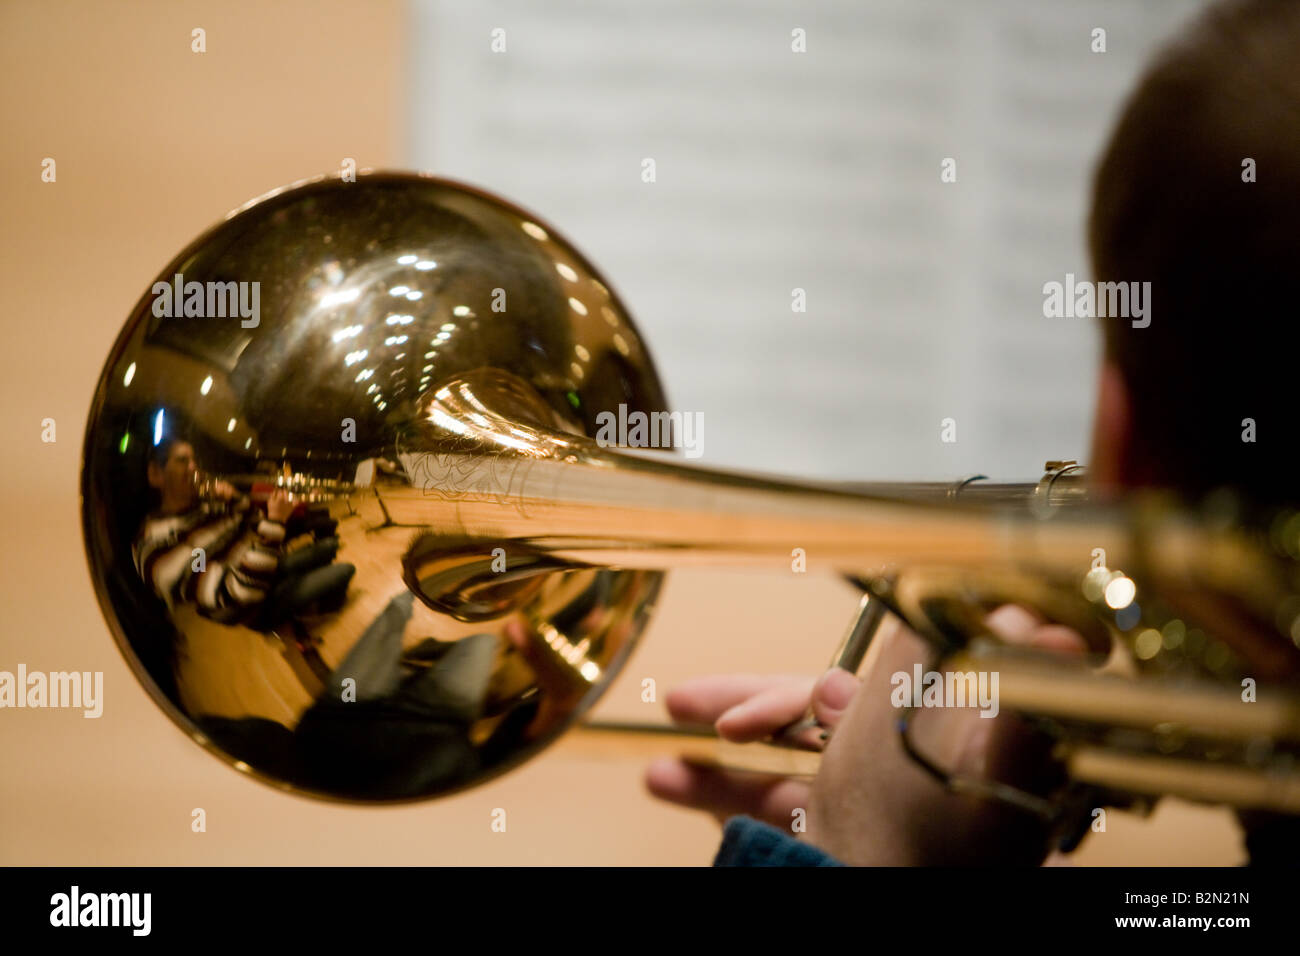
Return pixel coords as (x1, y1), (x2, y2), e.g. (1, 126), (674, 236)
(810, 667), (860, 731)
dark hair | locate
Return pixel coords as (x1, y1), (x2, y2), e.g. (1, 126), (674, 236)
(148, 434), (192, 471)
(1088, 0), (1300, 504)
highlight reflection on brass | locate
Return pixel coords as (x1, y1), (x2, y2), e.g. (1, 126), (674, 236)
(83, 173), (1300, 821)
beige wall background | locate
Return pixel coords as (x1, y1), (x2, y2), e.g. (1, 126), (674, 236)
(0, 0), (1241, 865)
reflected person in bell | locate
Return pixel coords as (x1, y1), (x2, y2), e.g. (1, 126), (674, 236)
(133, 435), (354, 629)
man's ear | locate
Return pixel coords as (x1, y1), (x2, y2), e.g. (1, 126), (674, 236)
(1087, 358), (1131, 493)
(146, 461), (164, 490)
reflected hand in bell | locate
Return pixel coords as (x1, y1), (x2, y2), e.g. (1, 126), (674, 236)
(645, 669), (860, 828)
(266, 490), (293, 523)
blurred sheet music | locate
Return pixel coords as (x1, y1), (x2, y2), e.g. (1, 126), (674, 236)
(409, 0), (1199, 480)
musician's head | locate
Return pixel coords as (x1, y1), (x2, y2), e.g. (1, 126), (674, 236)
(146, 436), (197, 513)
(1086, 0), (1300, 505)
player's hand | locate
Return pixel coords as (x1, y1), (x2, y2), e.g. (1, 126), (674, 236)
(645, 668), (860, 828)
(803, 607), (1087, 865)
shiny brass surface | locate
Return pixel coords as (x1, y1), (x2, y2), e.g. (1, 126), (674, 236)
(83, 172), (1300, 817)
(83, 173), (669, 802)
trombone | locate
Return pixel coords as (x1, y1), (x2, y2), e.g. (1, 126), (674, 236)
(82, 172), (1300, 834)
